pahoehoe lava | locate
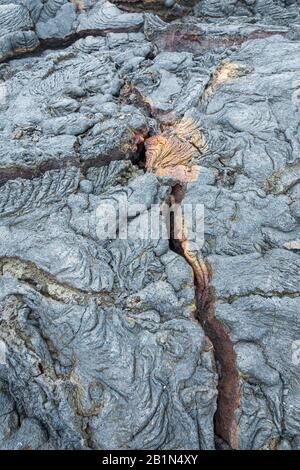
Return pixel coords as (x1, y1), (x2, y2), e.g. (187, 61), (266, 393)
(0, 0), (300, 451)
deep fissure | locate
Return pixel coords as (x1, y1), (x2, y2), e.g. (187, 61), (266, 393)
(169, 183), (240, 450)
(136, 127), (241, 449)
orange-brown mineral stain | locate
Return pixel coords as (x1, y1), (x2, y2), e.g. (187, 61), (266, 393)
(71, 0), (85, 12)
(204, 61), (244, 99)
(171, 186), (240, 450)
(145, 117), (207, 183)
(177, 237), (240, 450)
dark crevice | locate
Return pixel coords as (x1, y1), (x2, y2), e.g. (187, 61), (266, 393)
(130, 139), (147, 170)
(0, 145), (146, 187)
(0, 158), (79, 187)
(1, 26), (144, 65)
(169, 183), (240, 450)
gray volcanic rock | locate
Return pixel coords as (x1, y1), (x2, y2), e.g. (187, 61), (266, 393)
(0, 0), (144, 61)
(0, 32), (151, 179)
(77, 1), (144, 34)
(0, 0), (299, 451)
(192, 0), (300, 24)
(181, 35), (300, 449)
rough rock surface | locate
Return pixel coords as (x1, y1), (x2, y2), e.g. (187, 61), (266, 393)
(0, 0), (299, 450)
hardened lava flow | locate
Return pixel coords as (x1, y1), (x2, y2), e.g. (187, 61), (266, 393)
(169, 184), (240, 450)
(142, 110), (241, 449)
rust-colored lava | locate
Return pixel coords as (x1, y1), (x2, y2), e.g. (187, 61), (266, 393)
(204, 61), (245, 98)
(145, 117), (207, 182)
(148, 23), (289, 54)
(170, 185), (241, 450)
(189, 251), (240, 450)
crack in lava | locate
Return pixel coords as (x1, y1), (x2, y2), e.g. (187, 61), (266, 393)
(170, 183), (240, 450)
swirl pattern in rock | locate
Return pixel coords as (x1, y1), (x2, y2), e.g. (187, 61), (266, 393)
(0, 0), (300, 452)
